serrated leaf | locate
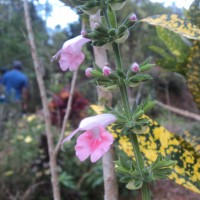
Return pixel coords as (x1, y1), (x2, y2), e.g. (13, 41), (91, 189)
(141, 14), (200, 40)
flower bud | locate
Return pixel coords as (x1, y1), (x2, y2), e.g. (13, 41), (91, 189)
(103, 66), (112, 76)
(94, 22), (99, 29)
(81, 30), (87, 36)
(124, 13), (138, 28)
(85, 67), (93, 77)
(131, 62), (140, 73)
(129, 13), (137, 22)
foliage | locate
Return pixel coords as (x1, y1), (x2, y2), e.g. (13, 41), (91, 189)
(1, 0), (200, 199)
(92, 105), (200, 194)
(48, 86), (89, 127)
(142, 3), (200, 109)
(115, 118), (200, 194)
(0, 110), (45, 199)
(141, 14), (200, 40)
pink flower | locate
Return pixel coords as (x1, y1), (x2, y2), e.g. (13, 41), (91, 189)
(85, 67), (93, 77)
(103, 66), (112, 76)
(75, 126), (114, 162)
(131, 62), (140, 73)
(52, 35), (90, 71)
(129, 13), (137, 21)
(81, 30), (87, 36)
(62, 114), (116, 162)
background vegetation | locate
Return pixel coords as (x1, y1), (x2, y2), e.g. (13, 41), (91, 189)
(0, 0), (199, 199)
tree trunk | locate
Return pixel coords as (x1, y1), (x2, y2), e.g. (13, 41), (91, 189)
(90, 12), (119, 200)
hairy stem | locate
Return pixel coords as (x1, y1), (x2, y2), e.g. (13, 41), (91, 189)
(112, 42), (151, 200)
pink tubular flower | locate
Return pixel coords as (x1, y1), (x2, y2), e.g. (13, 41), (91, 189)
(62, 114), (116, 162)
(85, 67), (93, 78)
(131, 62), (140, 73)
(75, 126), (114, 162)
(52, 35), (90, 71)
(103, 66), (112, 76)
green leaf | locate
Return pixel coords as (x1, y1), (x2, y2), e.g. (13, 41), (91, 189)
(108, 4), (117, 28)
(141, 14), (200, 40)
(129, 74), (153, 83)
(186, 41), (200, 109)
(134, 110), (144, 119)
(126, 179), (143, 190)
(156, 26), (189, 62)
(149, 45), (172, 59)
(187, 0), (200, 28)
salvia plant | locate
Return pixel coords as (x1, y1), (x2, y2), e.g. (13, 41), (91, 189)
(53, 0), (177, 199)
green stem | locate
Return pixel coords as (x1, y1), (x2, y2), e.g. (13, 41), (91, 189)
(112, 43), (123, 70)
(112, 42), (151, 200)
(130, 134), (144, 172)
(142, 182), (151, 200)
(101, 5), (151, 199)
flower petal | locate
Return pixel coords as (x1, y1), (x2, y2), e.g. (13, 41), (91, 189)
(90, 127), (114, 162)
(61, 128), (80, 150)
(62, 35), (90, 52)
(58, 35), (90, 71)
(79, 114), (116, 131)
(75, 130), (93, 161)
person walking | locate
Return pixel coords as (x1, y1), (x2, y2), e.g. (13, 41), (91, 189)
(1, 60), (28, 112)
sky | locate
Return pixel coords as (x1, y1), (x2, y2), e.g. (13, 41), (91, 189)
(35, 0), (79, 29)
(37, 0), (194, 29)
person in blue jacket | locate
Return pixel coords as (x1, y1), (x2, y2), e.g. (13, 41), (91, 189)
(2, 61), (28, 109)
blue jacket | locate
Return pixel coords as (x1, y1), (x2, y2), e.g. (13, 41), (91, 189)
(2, 69), (28, 101)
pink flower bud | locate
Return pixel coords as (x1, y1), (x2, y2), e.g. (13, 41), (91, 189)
(81, 30), (87, 36)
(131, 62), (140, 73)
(129, 13), (137, 21)
(103, 66), (112, 76)
(94, 22), (99, 29)
(85, 68), (93, 77)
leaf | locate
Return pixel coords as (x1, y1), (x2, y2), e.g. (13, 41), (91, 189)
(156, 27), (189, 62)
(149, 45), (172, 59)
(117, 118), (200, 194)
(187, 0), (200, 28)
(186, 40), (200, 109)
(141, 14), (200, 40)
(126, 179), (143, 190)
(108, 4), (117, 28)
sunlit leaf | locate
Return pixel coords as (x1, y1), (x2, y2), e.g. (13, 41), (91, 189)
(116, 118), (200, 194)
(186, 41), (200, 109)
(141, 14), (200, 40)
(156, 27), (189, 62)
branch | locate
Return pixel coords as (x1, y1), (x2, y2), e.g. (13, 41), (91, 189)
(23, 1), (61, 200)
(156, 101), (200, 121)
(54, 70), (78, 157)
(21, 181), (46, 200)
